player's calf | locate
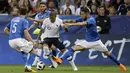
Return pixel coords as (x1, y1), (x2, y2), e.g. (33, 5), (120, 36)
(103, 51), (127, 71)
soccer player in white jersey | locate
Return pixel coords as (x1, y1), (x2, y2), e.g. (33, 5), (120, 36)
(53, 7), (127, 71)
(28, 2), (51, 66)
(36, 10), (78, 71)
(28, 2), (59, 68)
(4, 7), (39, 72)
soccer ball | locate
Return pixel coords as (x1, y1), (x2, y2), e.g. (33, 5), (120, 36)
(36, 61), (45, 70)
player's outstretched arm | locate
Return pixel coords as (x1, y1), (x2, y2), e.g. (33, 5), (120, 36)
(37, 28), (43, 41)
(28, 23), (36, 30)
(28, 17), (45, 23)
(65, 22), (87, 26)
(24, 29), (36, 46)
(63, 20), (76, 23)
(4, 27), (10, 34)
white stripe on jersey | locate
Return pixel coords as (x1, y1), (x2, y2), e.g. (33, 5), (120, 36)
(42, 17), (64, 38)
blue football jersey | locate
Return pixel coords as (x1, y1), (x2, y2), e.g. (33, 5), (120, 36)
(76, 16), (100, 42)
(36, 11), (50, 20)
(7, 16), (29, 40)
(35, 10), (50, 27)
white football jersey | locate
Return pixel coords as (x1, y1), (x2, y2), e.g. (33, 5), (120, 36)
(42, 17), (64, 38)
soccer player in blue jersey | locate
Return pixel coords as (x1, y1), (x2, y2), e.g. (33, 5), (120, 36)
(53, 7), (127, 71)
(4, 7), (39, 72)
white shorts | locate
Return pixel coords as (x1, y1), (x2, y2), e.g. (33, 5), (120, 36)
(9, 38), (33, 53)
(75, 39), (108, 52)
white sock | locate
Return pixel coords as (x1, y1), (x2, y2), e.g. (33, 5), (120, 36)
(68, 51), (80, 71)
(50, 57), (58, 68)
(69, 60), (78, 71)
(37, 49), (42, 56)
(43, 46), (51, 56)
(32, 48), (42, 66)
(56, 49), (61, 57)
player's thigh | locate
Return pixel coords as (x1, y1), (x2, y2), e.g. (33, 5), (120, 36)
(9, 39), (21, 52)
(37, 43), (43, 49)
(17, 38), (33, 53)
(53, 38), (66, 52)
(92, 40), (108, 52)
(72, 45), (85, 51)
(74, 39), (90, 50)
(50, 44), (56, 50)
(43, 38), (53, 48)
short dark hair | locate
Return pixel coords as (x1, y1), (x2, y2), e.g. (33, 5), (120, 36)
(65, 8), (72, 15)
(39, 2), (46, 6)
(19, 7), (28, 15)
(50, 10), (57, 16)
(81, 7), (90, 13)
(99, 6), (105, 9)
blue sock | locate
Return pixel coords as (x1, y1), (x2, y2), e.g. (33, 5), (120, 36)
(61, 48), (74, 61)
(69, 48), (75, 52)
(108, 54), (120, 65)
(26, 53), (36, 67)
(22, 52), (28, 66)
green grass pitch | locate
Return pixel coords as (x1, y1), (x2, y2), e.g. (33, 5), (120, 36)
(0, 65), (130, 73)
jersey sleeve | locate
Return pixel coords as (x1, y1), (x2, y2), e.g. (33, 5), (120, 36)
(42, 18), (48, 29)
(35, 14), (39, 20)
(46, 11), (50, 18)
(6, 22), (11, 29)
(23, 19), (29, 30)
(75, 17), (83, 22)
(34, 14), (39, 24)
(59, 18), (64, 27)
(86, 18), (96, 25)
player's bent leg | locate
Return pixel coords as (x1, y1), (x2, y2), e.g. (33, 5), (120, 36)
(97, 41), (127, 71)
(72, 45), (85, 51)
(30, 48), (40, 57)
(103, 51), (127, 71)
(67, 51), (80, 71)
(49, 45), (58, 68)
(69, 60), (78, 71)
(52, 45), (84, 64)
(37, 44), (43, 56)
(32, 44), (42, 66)
(51, 45), (57, 56)
(43, 44), (51, 57)
(21, 48), (38, 72)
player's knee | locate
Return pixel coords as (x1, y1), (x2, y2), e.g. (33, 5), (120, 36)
(60, 48), (67, 53)
(51, 45), (56, 50)
(43, 43), (48, 46)
(38, 44), (43, 49)
(72, 45), (84, 51)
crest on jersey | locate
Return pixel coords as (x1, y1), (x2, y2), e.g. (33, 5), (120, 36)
(47, 26), (51, 30)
